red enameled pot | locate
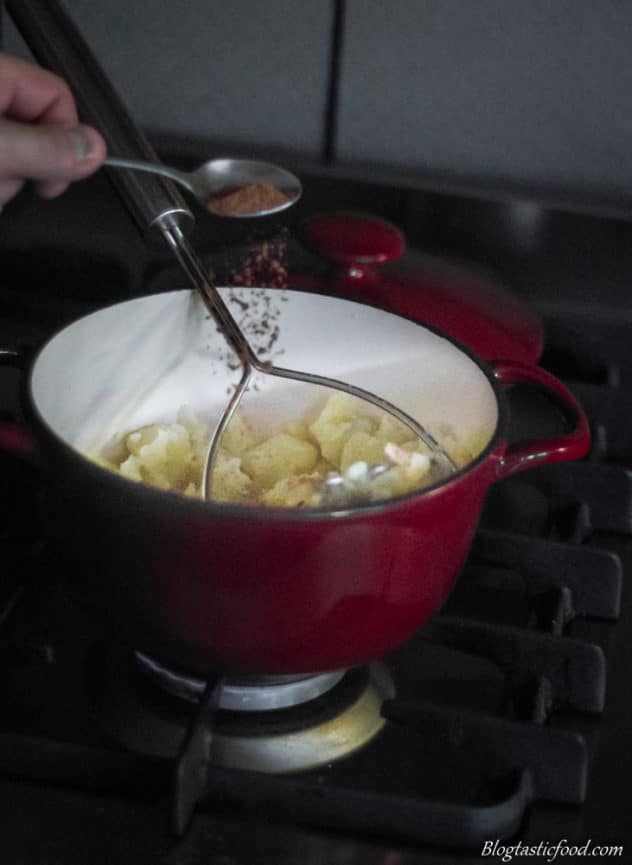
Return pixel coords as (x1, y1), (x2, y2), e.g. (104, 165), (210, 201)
(0, 288), (588, 676)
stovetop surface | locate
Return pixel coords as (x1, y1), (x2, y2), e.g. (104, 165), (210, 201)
(1, 476), (630, 865)
(2, 167), (632, 863)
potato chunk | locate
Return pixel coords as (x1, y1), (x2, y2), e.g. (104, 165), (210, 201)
(375, 413), (413, 446)
(220, 412), (259, 457)
(121, 423), (193, 490)
(339, 431), (386, 473)
(261, 473), (323, 508)
(240, 433), (318, 487)
(309, 393), (376, 466)
(210, 452), (253, 502)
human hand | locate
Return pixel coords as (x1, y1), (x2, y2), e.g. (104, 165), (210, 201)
(0, 52), (106, 207)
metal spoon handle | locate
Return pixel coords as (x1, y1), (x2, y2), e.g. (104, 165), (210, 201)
(104, 157), (195, 195)
(6, 0), (194, 238)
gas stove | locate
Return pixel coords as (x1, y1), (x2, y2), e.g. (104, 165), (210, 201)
(1, 169), (632, 864)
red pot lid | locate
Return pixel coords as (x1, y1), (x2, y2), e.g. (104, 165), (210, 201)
(294, 213), (543, 365)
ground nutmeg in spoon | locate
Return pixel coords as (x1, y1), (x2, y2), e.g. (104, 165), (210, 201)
(208, 183), (292, 215)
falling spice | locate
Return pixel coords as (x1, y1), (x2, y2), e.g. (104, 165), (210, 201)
(208, 183), (292, 216)
(228, 238), (288, 289)
(208, 238), (289, 379)
(222, 286), (285, 362)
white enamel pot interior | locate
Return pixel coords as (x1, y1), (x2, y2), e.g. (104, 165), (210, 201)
(28, 288), (499, 471)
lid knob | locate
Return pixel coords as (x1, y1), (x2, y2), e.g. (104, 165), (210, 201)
(302, 214), (405, 285)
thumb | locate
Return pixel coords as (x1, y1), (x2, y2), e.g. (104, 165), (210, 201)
(0, 117), (106, 184)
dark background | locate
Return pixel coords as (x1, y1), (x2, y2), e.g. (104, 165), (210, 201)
(5, 0), (632, 216)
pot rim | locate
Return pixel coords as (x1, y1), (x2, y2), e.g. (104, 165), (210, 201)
(24, 286), (510, 522)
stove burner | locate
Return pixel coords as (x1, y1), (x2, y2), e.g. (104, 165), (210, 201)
(134, 650), (346, 711)
(94, 646), (395, 773)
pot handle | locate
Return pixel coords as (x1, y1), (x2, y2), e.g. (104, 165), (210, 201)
(492, 360), (591, 479)
(0, 347), (38, 458)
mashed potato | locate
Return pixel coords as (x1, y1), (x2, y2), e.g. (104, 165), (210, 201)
(92, 394), (490, 507)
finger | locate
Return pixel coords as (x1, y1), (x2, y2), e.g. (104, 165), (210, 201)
(0, 118), (106, 182)
(37, 179), (70, 199)
(0, 177), (24, 205)
(0, 53), (78, 125)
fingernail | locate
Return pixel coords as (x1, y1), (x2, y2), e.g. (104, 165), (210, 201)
(70, 127), (95, 161)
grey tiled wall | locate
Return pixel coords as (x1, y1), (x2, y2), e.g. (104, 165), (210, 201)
(336, 0), (632, 203)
